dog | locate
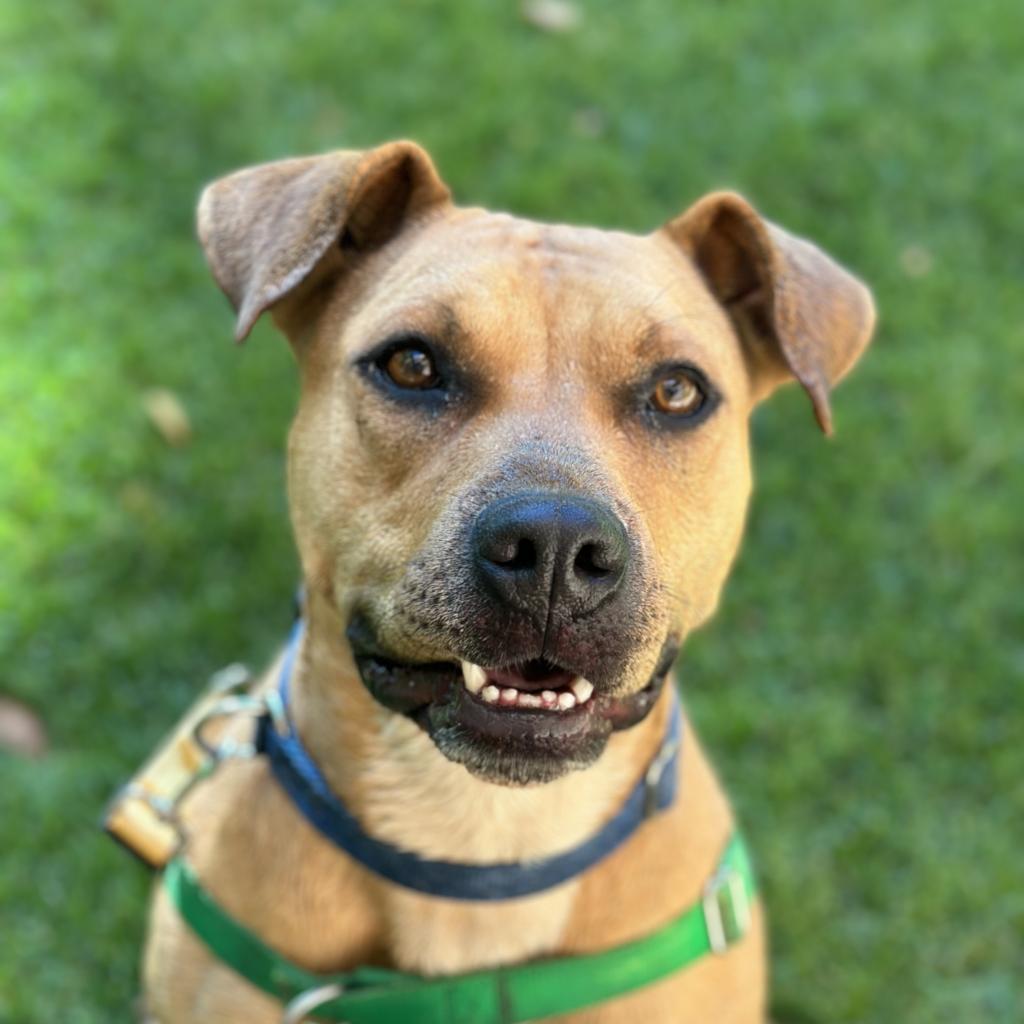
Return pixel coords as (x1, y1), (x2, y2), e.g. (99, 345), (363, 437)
(140, 140), (874, 1022)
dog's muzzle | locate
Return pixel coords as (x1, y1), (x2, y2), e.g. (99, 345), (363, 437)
(348, 489), (668, 783)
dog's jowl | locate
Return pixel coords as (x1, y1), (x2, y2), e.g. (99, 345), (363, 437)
(137, 141), (874, 1023)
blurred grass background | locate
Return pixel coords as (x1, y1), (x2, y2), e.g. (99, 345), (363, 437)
(2, 1), (1022, 1020)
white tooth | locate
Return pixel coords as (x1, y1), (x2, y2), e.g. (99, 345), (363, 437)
(541, 690), (557, 705)
(500, 688), (519, 705)
(557, 692), (577, 710)
(570, 678), (594, 704)
(481, 684), (500, 703)
(461, 661), (487, 695)
(518, 693), (542, 708)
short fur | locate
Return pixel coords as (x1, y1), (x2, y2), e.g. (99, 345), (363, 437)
(142, 141), (874, 1022)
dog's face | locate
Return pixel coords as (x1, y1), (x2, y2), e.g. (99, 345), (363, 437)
(199, 142), (874, 785)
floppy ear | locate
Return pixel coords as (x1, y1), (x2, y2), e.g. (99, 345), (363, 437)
(663, 192), (876, 434)
(197, 141), (451, 341)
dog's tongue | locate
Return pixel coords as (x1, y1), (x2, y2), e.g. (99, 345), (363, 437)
(486, 660), (575, 693)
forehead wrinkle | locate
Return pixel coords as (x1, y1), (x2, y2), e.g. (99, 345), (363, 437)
(366, 216), (734, 377)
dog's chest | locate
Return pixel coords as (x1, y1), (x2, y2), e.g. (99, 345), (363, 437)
(346, 718), (633, 972)
(380, 883), (579, 973)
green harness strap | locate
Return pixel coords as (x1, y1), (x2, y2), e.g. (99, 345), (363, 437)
(164, 834), (756, 1023)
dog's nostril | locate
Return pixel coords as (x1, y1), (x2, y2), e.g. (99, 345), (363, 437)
(574, 542), (612, 579)
(491, 538), (537, 571)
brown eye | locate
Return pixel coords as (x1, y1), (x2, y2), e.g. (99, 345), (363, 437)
(383, 346), (440, 390)
(651, 371), (705, 416)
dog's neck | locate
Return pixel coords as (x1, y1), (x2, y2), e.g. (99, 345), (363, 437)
(287, 590), (672, 864)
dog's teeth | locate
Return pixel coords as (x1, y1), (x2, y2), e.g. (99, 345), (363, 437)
(461, 661), (487, 695)
(570, 678), (594, 704)
(480, 681), (588, 712)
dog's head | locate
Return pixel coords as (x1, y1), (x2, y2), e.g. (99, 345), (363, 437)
(198, 141), (874, 785)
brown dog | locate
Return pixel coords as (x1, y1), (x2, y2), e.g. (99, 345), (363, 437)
(141, 141), (874, 1022)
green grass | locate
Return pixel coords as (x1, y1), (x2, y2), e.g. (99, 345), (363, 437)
(2, 1), (1021, 1020)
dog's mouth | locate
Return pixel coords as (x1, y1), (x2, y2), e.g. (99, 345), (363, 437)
(353, 652), (668, 731)
(350, 621), (675, 784)
(461, 659), (593, 710)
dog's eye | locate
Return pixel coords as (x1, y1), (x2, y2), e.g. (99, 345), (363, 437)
(650, 370), (705, 417)
(382, 346), (440, 390)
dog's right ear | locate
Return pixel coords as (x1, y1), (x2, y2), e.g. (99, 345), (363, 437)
(197, 141), (451, 341)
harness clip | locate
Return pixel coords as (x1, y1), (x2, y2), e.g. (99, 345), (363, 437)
(103, 662), (264, 868)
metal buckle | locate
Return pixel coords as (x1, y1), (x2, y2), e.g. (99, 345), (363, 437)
(702, 865), (752, 954)
(281, 982), (346, 1024)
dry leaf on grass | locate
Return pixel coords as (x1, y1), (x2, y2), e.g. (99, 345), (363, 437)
(571, 107), (606, 138)
(899, 244), (933, 278)
(143, 388), (192, 446)
(0, 697), (49, 758)
(522, 0), (581, 33)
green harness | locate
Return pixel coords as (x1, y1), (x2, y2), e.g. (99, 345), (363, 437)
(164, 833), (755, 1023)
(117, 619), (758, 1021)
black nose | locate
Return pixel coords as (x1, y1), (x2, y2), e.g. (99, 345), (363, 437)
(472, 493), (630, 620)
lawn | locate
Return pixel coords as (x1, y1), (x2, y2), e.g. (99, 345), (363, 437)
(1, 1), (1021, 1020)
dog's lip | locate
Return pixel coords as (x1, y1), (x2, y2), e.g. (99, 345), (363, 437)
(348, 615), (679, 740)
(352, 648), (669, 734)
(450, 682), (600, 744)
(352, 652), (460, 713)
(352, 651), (583, 711)
(451, 662), (668, 744)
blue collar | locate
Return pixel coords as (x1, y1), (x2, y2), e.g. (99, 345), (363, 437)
(255, 620), (683, 902)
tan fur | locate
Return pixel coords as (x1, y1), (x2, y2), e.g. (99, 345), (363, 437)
(142, 141), (874, 1022)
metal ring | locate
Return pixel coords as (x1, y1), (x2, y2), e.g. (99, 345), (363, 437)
(263, 687), (291, 736)
(191, 695), (269, 761)
(642, 735), (680, 818)
(281, 982), (346, 1024)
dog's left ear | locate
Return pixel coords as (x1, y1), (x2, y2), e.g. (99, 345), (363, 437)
(197, 141), (451, 341)
(663, 192), (876, 434)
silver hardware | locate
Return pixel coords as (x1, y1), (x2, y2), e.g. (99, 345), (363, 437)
(642, 733), (680, 818)
(192, 695), (268, 761)
(264, 686), (291, 736)
(129, 685), (267, 847)
(281, 982), (346, 1024)
(702, 865), (752, 955)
